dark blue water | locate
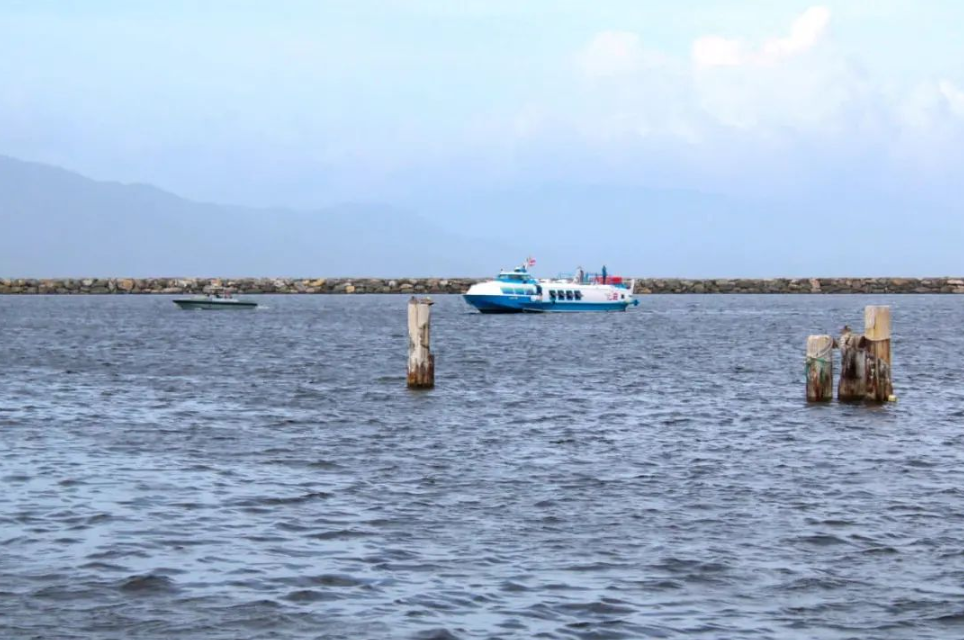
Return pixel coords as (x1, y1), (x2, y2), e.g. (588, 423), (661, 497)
(2, 294), (964, 639)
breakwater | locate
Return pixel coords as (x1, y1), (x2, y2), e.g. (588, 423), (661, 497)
(2, 277), (964, 294)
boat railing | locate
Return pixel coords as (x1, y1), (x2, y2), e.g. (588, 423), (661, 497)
(557, 271), (630, 287)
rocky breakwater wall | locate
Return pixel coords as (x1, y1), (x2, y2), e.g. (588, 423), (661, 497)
(0, 277), (483, 295)
(634, 277), (964, 294)
(2, 277), (964, 294)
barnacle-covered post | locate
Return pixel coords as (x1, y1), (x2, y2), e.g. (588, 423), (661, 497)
(407, 297), (435, 389)
(837, 325), (866, 401)
(806, 335), (834, 402)
(864, 305), (894, 402)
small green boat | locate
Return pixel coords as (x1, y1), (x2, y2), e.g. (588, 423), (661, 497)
(173, 294), (257, 310)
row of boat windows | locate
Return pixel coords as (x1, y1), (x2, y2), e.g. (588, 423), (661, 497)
(550, 290), (583, 301)
(499, 286), (588, 301)
(500, 287), (535, 295)
(550, 290), (627, 301)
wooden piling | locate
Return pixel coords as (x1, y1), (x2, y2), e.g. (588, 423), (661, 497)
(864, 305), (893, 402)
(837, 326), (866, 402)
(806, 335), (834, 402)
(407, 297), (435, 389)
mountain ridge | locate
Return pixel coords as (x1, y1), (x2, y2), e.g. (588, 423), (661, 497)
(2, 154), (962, 278)
(0, 155), (511, 278)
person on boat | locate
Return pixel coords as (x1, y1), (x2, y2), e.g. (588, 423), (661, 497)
(601, 265), (608, 284)
(575, 266), (584, 284)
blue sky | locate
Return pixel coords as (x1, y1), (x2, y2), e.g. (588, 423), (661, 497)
(2, 0), (963, 209)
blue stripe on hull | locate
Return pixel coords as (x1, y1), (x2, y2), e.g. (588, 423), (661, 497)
(539, 302), (629, 312)
(464, 294), (629, 313)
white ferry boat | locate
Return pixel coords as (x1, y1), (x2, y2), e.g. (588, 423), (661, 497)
(464, 261), (638, 313)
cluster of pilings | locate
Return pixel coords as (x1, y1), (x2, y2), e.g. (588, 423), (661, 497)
(806, 305), (895, 403)
(408, 300), (896, 399)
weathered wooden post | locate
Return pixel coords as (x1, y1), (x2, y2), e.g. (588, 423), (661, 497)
(806, 335), (834, 402)
(837, 325), (866, 401)
(407, 297), (435, 389)
(864, 305), (894, 402)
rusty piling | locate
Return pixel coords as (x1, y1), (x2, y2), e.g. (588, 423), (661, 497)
(407, 297), (435, 389)
(806, 335), (834, 402)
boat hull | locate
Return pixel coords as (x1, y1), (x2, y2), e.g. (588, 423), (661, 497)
(173, 299), (258, 310)
(463, 294), (630, 314)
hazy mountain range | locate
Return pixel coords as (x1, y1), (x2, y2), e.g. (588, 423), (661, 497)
(1, 154), (960, 277)
(0, 155), (513, 277)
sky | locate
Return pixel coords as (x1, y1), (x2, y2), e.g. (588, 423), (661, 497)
(1, 1), (963, 212)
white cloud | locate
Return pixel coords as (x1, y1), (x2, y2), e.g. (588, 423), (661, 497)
(763, 6), (831, 59)
(692, 36), (745, 67)
(693, 5), (831, 67)
(572, 7), (843, 135)
(938, 80), (964, 118)
(576, 30), (645, 77)
(687, 6), (849, 131)
(548, 1), (964, 196)
(893, 80), (964, 131)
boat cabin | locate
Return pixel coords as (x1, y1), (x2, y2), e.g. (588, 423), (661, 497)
(496, 267), (537, 284)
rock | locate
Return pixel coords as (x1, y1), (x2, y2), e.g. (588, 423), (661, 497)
(4, 276), (964, 295)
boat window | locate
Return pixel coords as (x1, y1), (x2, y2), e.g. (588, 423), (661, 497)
(565, 291), (573, 300)
(575, 291), (583, 300)
(621, 294), (625, 299)
(501, 287), (513, 294)
(549, 290), (556, 298)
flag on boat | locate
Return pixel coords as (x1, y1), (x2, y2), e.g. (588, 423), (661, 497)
(526, 256), (536, 267)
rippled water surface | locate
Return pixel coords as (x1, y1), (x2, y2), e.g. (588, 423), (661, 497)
(3, 294), (964, 639)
